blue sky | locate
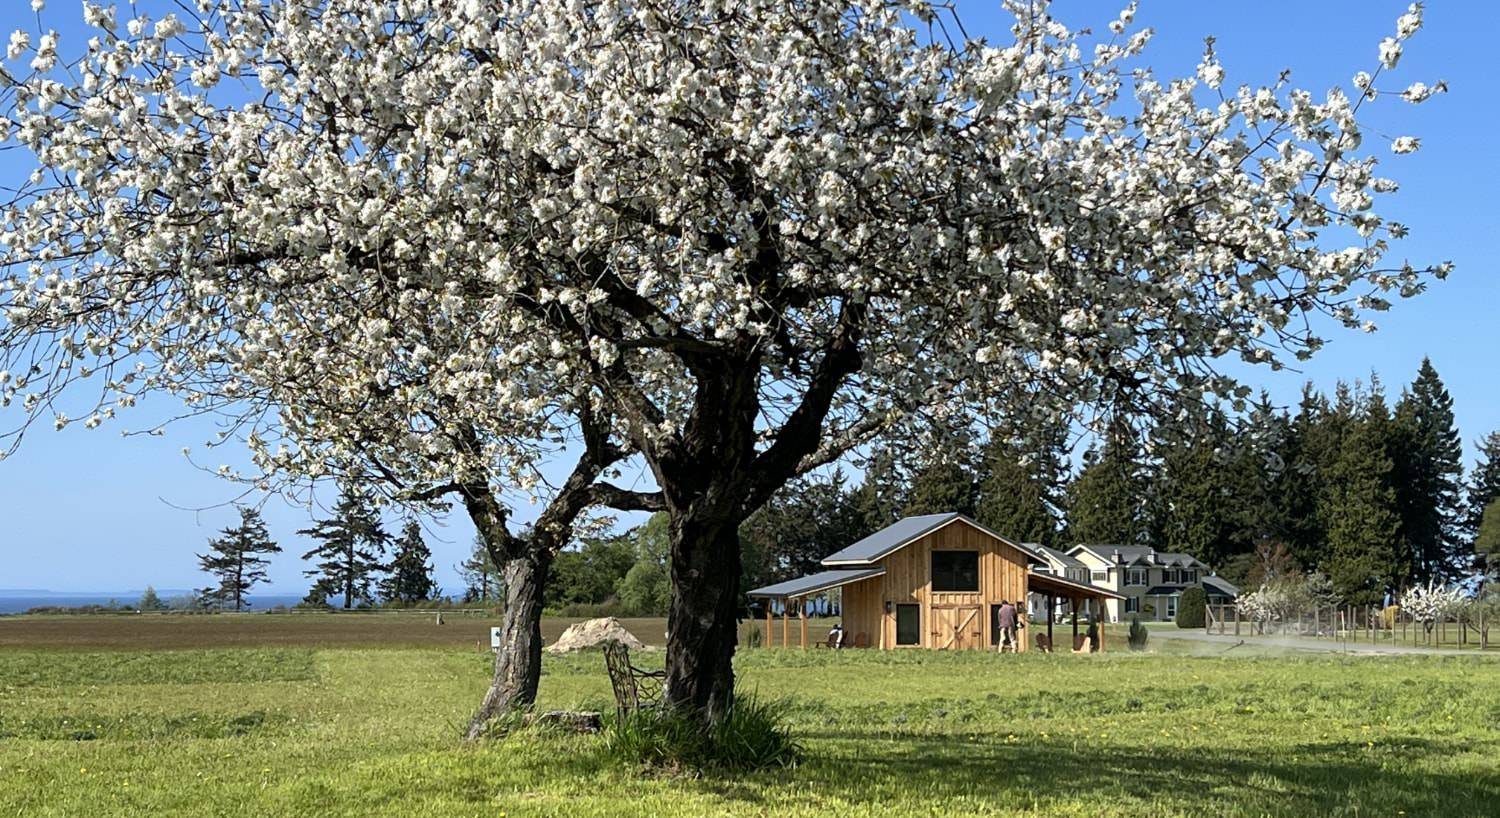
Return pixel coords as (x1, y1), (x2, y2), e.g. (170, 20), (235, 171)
(0, 1), (1495, 593)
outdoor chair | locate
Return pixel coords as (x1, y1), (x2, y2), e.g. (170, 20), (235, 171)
(815, 629), (847, 649)
(851, 631), (869, 648)
(602, 639), (667, 719)
(1035, 633), (1052, 653)
(1071, 635), (1092, 654)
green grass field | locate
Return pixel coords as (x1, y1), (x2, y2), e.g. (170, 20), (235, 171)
(2, 614), (1499, 817)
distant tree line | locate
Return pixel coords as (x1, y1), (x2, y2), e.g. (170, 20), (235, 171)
(182, 359), (1497, 614)
(740, 359), (1500, 608)
(192, 486), (440, 611)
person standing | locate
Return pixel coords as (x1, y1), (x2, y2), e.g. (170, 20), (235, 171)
(997, 599), (1018, 653)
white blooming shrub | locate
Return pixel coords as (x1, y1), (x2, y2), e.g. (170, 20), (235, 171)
(1400, 581), (1467, 632)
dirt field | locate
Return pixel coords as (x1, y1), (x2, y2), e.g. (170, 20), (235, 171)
(0, 612), (826, 651)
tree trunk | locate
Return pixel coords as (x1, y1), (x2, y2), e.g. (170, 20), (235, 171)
(662, 506), (744, 722)
(465, 551), (550, 739)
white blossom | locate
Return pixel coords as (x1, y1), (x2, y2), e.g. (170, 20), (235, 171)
(0, 0), (1446, 520)
(1392, 136), (1421, 154)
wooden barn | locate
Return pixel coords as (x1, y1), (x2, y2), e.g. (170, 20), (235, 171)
(749, 513), (1121, 652)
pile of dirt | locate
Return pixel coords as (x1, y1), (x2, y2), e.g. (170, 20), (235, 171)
(544, 617), (649, 653)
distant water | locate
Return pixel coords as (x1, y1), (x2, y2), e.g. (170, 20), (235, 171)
(0, 594), (306, 614)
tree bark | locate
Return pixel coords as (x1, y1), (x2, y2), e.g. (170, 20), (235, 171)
(464, 551), (550, 739)
(663, 507), (744, 721)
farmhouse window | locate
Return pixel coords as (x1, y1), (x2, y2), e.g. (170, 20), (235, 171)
(896, 604), (921, 646)
(1125, 597), (1140, 614)
(1184, 570), (1198, 584)
(1127, 567), (1148, 586)
(931, 550), (980, 592)
(1091, 570), (1108, 582)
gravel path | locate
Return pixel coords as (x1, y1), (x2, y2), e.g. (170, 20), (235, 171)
(1151, 626), (1481, 656)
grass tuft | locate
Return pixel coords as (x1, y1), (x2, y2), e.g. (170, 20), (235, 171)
(602, 691), (802, 773)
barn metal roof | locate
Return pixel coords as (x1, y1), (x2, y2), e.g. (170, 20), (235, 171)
(820, 513), (1045, 567)
(1203, 575), (1240, 598)
(746, 568), (886, 599)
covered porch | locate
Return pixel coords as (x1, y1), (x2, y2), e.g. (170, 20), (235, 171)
(747, 568), (885, 649)
(1026, 570), (1124, 652)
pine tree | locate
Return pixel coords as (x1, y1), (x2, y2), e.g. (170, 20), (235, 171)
(1151, 408), (1238, 565)
(902, 438), (978, 518)
(1322, 391), (1402, 605)
(1465, 431), (1500, 564)
(1475, 499), (1500, 576)
(975, 420), (1067, 545)
(1281, 385), (1338, 568)
(848, 447), (904, 537)
(137, 585), (167, 612)
(1391, 359), (1466, 584)
(299, 487), (390, 609)
(379, 520), (436, 603)
(743, 469), (871, 586)
(458, 535), (503, 603)
(197, 506), (281, 611)
(1066, 421), (1146, 544)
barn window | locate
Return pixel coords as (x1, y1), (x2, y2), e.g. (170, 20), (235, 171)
(931, 550), (979, 592)
(895, 604), (921, 645)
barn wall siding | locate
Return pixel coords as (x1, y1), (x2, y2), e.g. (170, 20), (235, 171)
(863, 519), (1032, 652)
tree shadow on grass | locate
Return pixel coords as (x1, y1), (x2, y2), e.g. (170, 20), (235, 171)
(682, 730), (1500, 817)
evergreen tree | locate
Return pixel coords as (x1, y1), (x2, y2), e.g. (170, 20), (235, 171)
(1465, 431), (1500, 563)
(1475, 499), (1500, 576)
(1391, 358), (1466, 584)
(197, 506), (281, 611)
(975, 421), (1067, 544)
(137, 585), (167, 612)
(1322, 390), (1402, 605)
(847, 447), (904, 536)
(742, 469), (871, 587)
(902, 440), (978, 518)
(458, 534), (503, 603)
(1065, 421), (1147, 544)
(1281, 386), (1337, 568)
(379, 520), (436, 603)
(1151, 408), (1239, 565)
(299, 487), (390, 609)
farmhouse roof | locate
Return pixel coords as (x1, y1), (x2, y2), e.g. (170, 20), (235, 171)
(1033, 544), (1086, 570)
(820, 513), (1045, 567)
(746, 568), (886, 599)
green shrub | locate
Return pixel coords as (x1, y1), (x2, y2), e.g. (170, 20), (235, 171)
(602, 691), (801, 772)
(747, 623), (763, 648)
(1127, 615), (1149, 651)
(1175, 587), (1207, 628)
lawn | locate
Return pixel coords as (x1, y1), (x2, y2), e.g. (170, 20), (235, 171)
(2, 615), (1499, 817)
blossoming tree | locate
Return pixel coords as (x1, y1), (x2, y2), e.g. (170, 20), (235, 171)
(1400, 581), (1467, 640)
(0, 0), (1445, 723)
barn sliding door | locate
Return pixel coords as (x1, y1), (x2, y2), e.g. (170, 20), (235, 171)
(932, 605), (982, 650)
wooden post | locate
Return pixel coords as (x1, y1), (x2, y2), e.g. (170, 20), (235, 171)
(766, 602), (774, 648)
(781, 602), (789, 648)
(1234, 605), (1241, 637)
(1071, 598), (1079, 648)
(799, 598), (808, 650)
(1096, 599), (1106, 652)
(1047, 594), (1055, 648)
